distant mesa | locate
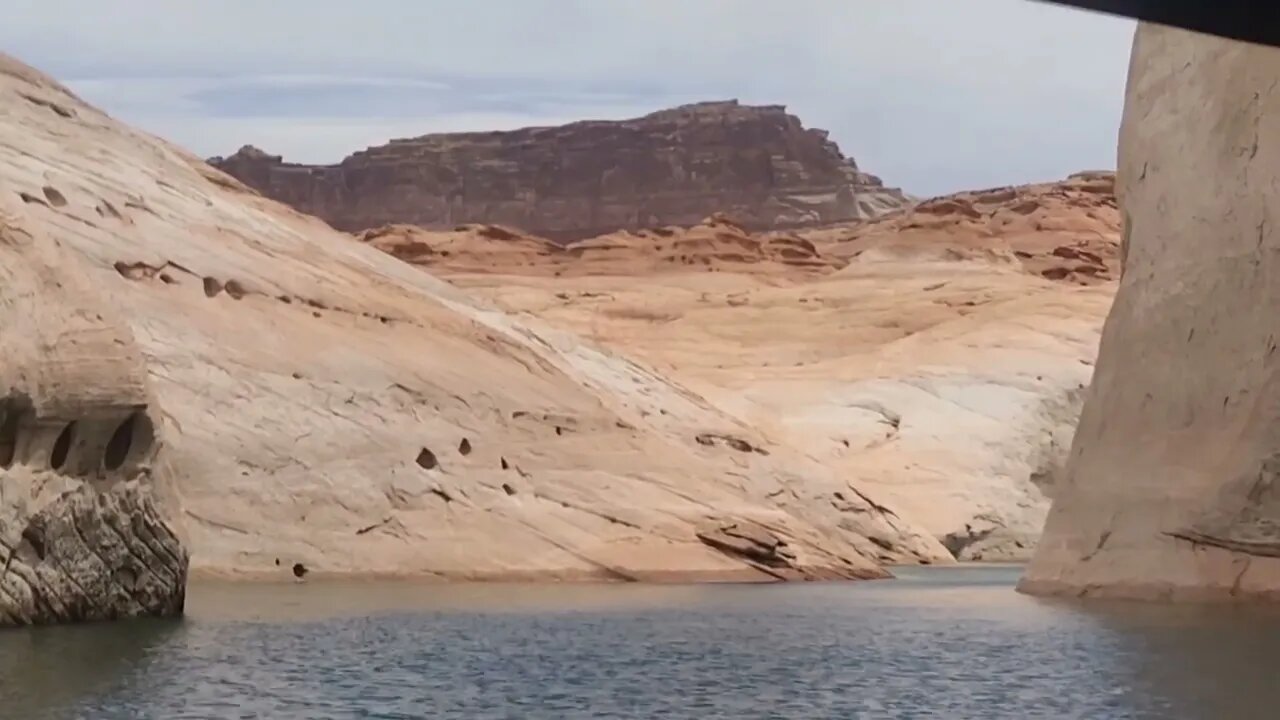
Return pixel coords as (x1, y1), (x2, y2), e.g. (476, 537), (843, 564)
(209, 99), (910, 240)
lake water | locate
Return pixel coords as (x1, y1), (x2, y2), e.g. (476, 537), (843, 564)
(2, 565), (1280, 719)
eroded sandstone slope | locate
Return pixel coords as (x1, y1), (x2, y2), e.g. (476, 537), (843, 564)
(210, 100), (909, 239)
(0, 53), (947, 590)
(0, 214), (187, 625)
(367, 175), (1120, 561)
(1021, 23), (1280, 600)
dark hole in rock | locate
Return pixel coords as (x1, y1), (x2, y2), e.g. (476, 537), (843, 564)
(292, 562), (308, 578)
(500, 457), (509, 470)
(291, 372), (303, 380)
(203, 277), (222, 298)
(833, 491), (846, 501)
(159, 273), (176, 284)
(554, 426), (563, 436)
(20, 524), (46, 561)
(275, 558), (281, 566)
(104, 411), (150, 472)
(502, 483), (517, 496)
(18, 191), (47, 206)
(50, 421), (76, 471)
(224, 280), (248, 300)
(312, 311), (322, 318)
(42, 186), (67, 207)
(0, 407), (19, 469)
(430, 487), (454, 503)
(415, 448), (438, 470)
(278, 295), (293, 304)
(458, 438), (472, 455)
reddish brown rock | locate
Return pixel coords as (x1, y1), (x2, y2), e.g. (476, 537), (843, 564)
(210, 100), (909, 239)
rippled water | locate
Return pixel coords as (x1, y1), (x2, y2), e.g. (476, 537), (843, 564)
(3, 566), (1280, 718)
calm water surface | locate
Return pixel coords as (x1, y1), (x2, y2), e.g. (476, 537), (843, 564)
(2, 565), (1280, 719)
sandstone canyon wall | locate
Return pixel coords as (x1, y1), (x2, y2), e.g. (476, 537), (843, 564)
(209, 101), (909, 239)
(368, 175), (1120, 562)
(1020, 23), (1280, 600)
(0, 53), (955, 623)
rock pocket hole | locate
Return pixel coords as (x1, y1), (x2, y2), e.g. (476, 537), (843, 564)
(18, 191), (47, 207)
(0, 408), (19, 469)
(458, 438), (472, 456)
(415, 448), (439, 470)
(500, 457), (509, 470)
(42, 186), (67, 207)
(104, 411), (153, 472)
(502, 483), (517, 496)
(50, 421), (76, 471)
(203, 277), (223, 298)
(224, 280), (247, 300)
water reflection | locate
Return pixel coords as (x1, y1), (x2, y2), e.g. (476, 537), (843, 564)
(1, 567), (1279, 718)
(0, 618), (180, 718)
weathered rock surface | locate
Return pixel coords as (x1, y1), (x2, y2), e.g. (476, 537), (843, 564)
(361, 213), (840, 277)
(1, 207), (188, 625)
(379, 176), (1119, 561)
(1021, 24), (1280, 600)
(210, 100), (909, 239)
(795, 171), (1120, 285)
(0, 53), (949, 594)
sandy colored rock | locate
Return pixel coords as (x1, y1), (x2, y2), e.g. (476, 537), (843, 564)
(1021, 24), (1280, 600)
(380, 177), (1119, 561)
(0, 53), (953, 593)
(0, 209), (187, 626)
(210, 100), (910, 239)
(794, 172), (1119, 286)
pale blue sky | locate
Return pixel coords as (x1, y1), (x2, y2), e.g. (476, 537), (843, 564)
(2, 0), (1134, 196)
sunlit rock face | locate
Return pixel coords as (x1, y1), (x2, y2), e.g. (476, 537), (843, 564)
(1021, 23), (1280, 600)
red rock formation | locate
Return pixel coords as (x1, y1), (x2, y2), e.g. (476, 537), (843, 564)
(794, 171), (1120, 286)
(210, 100), (909, 240)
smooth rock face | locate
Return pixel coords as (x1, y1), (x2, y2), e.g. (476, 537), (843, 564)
(375, 175), (1119, 561)
(1020, 24), (1280, 600)
(209, 100), (909, 239)
(0, 54), (947, 589)
(0, 212), (188, 626)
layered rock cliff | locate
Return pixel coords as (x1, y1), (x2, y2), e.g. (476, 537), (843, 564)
(1, 209), (187, 625)
(373, 175), (1120, 561)
(209, 100), (909, 239)
(0, 52), (951, 616)
(1020, 24), (1280, 600)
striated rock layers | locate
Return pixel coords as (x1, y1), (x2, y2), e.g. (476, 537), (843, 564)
(1021, 23), (1280, 600)
(375, 175), (1120, 562)
(209, 100), (909, 239)
(0, 51), (953, 617)
(1, 213), (188, 625)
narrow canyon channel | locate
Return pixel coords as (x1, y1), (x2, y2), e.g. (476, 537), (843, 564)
(2, 567), (1277, 719)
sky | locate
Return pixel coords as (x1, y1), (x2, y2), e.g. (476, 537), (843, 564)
(1, 0), (1135, 197)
